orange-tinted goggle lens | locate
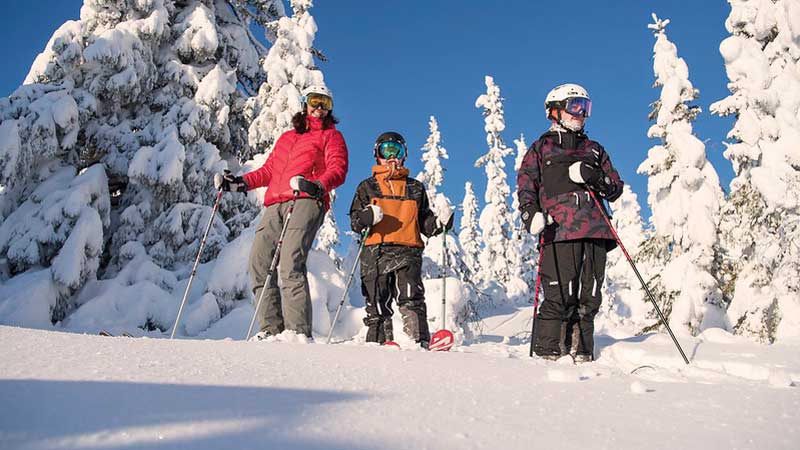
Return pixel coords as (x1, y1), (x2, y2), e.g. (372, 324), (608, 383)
(306, 93), (333, 110)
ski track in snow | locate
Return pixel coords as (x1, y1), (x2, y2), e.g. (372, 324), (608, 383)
(1, 325), (799, 450)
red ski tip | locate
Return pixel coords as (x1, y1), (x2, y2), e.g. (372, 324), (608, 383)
(429, 329), (454, 352)
(382, 341), (401, 348)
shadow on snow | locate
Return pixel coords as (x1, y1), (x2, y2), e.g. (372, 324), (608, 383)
(0, 379), (371, 450)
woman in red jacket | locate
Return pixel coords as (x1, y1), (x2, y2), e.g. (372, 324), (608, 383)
(216, 85), (348, 340)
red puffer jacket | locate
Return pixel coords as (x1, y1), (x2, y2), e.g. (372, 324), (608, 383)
(242, 116), (348, 210)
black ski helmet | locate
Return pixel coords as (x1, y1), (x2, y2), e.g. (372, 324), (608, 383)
(373, 131), (407, 160)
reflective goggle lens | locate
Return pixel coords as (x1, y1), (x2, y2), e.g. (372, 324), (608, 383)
(377, 141), (407, 160)
(565, 97), (592, 117)
(306, 93), (333, 110)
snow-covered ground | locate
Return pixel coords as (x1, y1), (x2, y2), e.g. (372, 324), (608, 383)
(2, 311), (798, 450)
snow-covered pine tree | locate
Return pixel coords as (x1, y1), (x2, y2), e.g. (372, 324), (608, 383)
(458, 182), (482, 283)
(636, 14), (727, 335)
(315, 190), (340, 268)
(507, 134), (538, 302)
(244, 0), (325, 162)
(417, 116), (448, 195)
(600, 185), (651, 330)
(0, 1), (284, 331)
(710, 0), (800, 343)
(610, 186), (647, 256)
(415, 115), (467, 280)
(474, 76), (515, 287)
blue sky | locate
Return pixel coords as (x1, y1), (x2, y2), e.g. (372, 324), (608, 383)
(1, 1), (736, 239)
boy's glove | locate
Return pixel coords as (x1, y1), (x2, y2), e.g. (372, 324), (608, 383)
(355, 205), (383, 232)
(433, 211), (455, 235)
(290, 175), (325, 199)
(214, 170), (247, 192)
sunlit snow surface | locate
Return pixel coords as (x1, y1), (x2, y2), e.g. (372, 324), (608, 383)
(1, 318), (798, 450)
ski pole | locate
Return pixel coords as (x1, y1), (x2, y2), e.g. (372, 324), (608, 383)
(171, 189), (223, 339)
(588, 190), (690, 365)
(441, 228), (447, 330)
(245, 191), (299, 341)
(528, 235), (545, 357)
(326, 227), (370, 344)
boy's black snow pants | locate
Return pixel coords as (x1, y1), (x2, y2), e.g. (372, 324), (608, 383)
(361, 263), (430, 345)
(533, 239), (607, 359)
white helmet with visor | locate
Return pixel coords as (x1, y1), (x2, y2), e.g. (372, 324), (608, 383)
(544, 83), (592, 120)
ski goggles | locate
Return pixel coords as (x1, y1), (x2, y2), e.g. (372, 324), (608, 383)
(376, 141), (407, 160)
(305, 93), (333, 110)
(564, 97), (592, 117)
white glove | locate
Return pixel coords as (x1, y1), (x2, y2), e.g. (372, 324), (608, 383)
(569, 162), (585, 184)
(437, 205), (453, 227)
(529, 211), (546, 235)
(367, 204), (383, 225)
(289, 175), (304, 191)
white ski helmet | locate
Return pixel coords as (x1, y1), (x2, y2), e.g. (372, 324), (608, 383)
(301, 85), (333, 102)
(544, 83), (591, 119)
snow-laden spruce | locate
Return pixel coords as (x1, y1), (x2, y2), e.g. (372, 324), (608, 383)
(315, 190), (341, 268)
(0, 166), (109, 326)
(1, 0), (260, 329)
(0, 1), (348, 338)
(710, 0), (800, 343)
(599, 185), (650, 332)
(244, 0), (324, 161)
(417, 116), (449, 196)
(507, 134), (538, 303)
(635, 14), (727, 335)
(416, 115), (467, 281)
(458, 181), (482, 282)
(474, 75), (518, 292)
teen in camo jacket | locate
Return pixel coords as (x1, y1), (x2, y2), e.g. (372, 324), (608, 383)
(517, 84), (623, 362)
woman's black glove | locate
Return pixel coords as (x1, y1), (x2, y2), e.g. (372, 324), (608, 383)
(214, 170), (248, 192)
(290, 175), (325, 199)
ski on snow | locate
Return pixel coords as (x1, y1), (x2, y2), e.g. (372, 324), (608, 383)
(98, 330), (134, 338)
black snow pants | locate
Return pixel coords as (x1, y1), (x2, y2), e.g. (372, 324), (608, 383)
(533, 239), (608, 359)
(360, 263), (430, 345)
